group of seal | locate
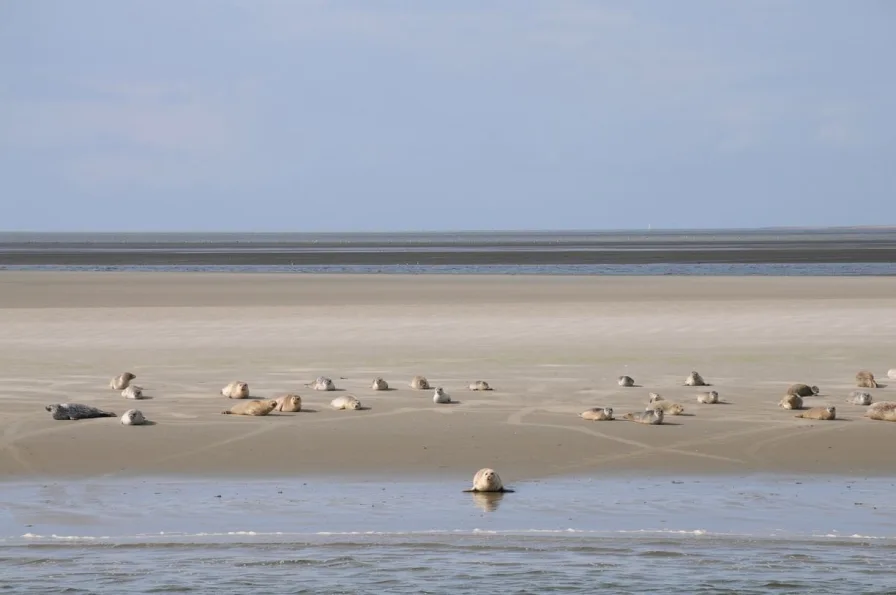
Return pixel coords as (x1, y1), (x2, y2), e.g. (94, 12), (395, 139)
(583, 371), (709, 426)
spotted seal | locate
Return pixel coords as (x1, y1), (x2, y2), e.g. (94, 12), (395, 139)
(468, 380), (492, 391)
(432, 387), (452, 404)
(846, 391), (873, 406)
(794, 406), (836, 420)
(787, 383), (819, 397)
(121, 385), (145, 400)
(779, 394), (803, 410)
(221, 381), (250, 399)
(462, 468), (515, 493)
(684, 371), (708, 386)
(120, 409), (147, 425)
(371, 377), (389, 391)
(697, 390), (719, 404)
(856, 370), (879, 389)
(617, 375), (635, 387)
(221, 399), (278, 416)
(110, 372), (136, 390)
(623, 407), (664, 424)
(274, 394), (302, 412)
(648, 392), (663, 403)
(330, 395), (362, 410)
(410, 376), (430, 390)
(308, 376), (336, 391)
(865, 401), (896, 422)
(45, 403), (116, 420)
(579, 407), (614, 421)
(650, 401), (685, 415)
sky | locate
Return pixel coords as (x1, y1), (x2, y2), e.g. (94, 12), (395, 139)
(1, 0), (894, 232)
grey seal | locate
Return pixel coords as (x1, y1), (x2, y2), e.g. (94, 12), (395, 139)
(221, 381), (250, 399)
(579, 407), (614, 421)
(468, 380), (492, 391)
(410, 376), (430, 390)
(110, 372), (136, 390)
(856, 370), (879, 389)
(274, 394), (302, 412)
(697, 390), (719, 404)
(45, 403), (116, 420)
(121, 385), (145, 400)
(623, 407), (664, 424)
(330, 395), (362, 410)
(794, 406), (836, 420)
(846, 391), (873, 406)
(865, 401), (896, 421)
(617, 375), (635, 387)
(779, 394), (803, 410)
(120, 409), (147, 425)
(432, 387), (452, 404)
(787, 383), (819, 397)
(684, 371), (707, 386)
(222, 399), (278, 416)
(308, 376), (336, 391)
(371, 377), (389, 391)
(463, 468), (515, 493)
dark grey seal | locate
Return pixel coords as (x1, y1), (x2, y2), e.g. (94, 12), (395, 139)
(45, 403), (116, 420)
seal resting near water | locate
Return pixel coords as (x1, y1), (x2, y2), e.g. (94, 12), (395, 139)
(110, 372), (136, 390)
(432, 387), (452, 404)
(222, 399), (278, 416)
(794, 406), (836, 420)
(463, 468), (515, 493)
(787, 383), (819, 397)
(330, 395), (362, 410)
(846, 391), (873, 406)
(779, 394), (803, 410)
(618, 375), (635, 387)
(308, 376), (335, 391)
(650, 401), (685, 415)
(865, 401), (896, 421)
(624, 407), (664, 425)
(120, 409), (146, 425)
(371, 377), (389, 391)
(274, 394), (302, 412)
(648, 392), (663, 403)
(121, 385), (144, 400)
(45, 403), (116, 420)
(468, 381), (492, 391)
(579, 407), (614, 421)
(221, 381), (250, 399)
(410, 376), (430, 390)
(684, 371), (707, 386)
(856, 370), (879, 389)
(697, 390), (719, 404)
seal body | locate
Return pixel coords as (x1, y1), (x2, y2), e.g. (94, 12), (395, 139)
(464, 468), (513, 493)
(310, 376), (335, 391)
(46, 403), (116, 420)
(865, 401), (896, 421)
(371, 377), (389, 391)
(274, 394), (302, 412)
(888, 369), (896, 380)
(432, 387), (452, 404)
(617, 375), (635, 387)
(110, 372), (136, 390)
(221, 381), (250, 399)
(650, 401), (684, 415)
(624, 408), (664, 425)
(468, 381), (492, 391)
(330, 395), (362, 410)
(121, 385), (144, 400)
(222, 399), (278, 416)
(779, 394), (803, 410)
(579, 407), (614, 421)
(697, 390), (719, 404)
(795, 406), (836, 420)
(648, 392), (663, 403)
(847, 391), (873, 406)
(787, 383), (819, 397)
(410, 376), (430, 390)
(856, 370), (879, 389)
(685, 371), (706, 386)
(120, 409), (146, 425)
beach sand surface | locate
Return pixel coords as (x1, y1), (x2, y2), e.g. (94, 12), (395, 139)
(1, 272), (894, 480)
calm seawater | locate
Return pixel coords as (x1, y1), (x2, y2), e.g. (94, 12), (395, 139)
(2, 475), (895, 594)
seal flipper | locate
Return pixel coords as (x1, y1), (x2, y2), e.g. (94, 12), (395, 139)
(462, 488), (478, 493)
(500, 488), (515, 493)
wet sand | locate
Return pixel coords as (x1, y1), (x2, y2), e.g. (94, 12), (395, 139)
(1, 272), (895, 480)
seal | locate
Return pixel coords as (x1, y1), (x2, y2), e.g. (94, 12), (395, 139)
(121, 385), (145, 400)
(579, 407), (614, 421)
(623, 407), (664, 424)
(221, 381), (250, 399)
(110, 372), (136, 390)
(371, 377), (389, 391)
(330, 395), (362, 410)
(45, 403), (116, 420)
(120, 409), (146, 425)
(787, 383), (819, 397)
(308, 376), (336, 391)
(856, 370), (879, 389)
(648, 392), (664, 403)
(888, 369), (896, 380)
(221, 399), (278, 416)
(794, 406), (836, 420)
(650, 401), (685, 415)
(684, 371), (707, 386)
(865, 401), (896, 422)
(846, 391), (873, 406)
(432, 387), (452, 404)
(779, 394), (803, 410)
(274, 394), (302, 412)
(618, 375), (635, 387)
(462, 468), (515, 493)
(468, 381), (492, 391)
(697, 390), (719, 404)
(410, 376), (430, 390)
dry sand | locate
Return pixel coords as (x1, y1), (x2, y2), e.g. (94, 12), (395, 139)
(1, 272), (895, 481)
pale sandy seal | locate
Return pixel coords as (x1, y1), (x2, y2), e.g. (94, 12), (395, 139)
(856, 370), (879, 389)
(221, 381), (250, 399)
(121, 385), (145, 400)
(371, 377), (389, 391)
(617, 375), (635, 387)
(45, 403), (116, 420)
(649, 401), (685, 415)
(463, 468), (515, 493)
(794, 406), (836, 420)
(786, 383), (819, 397)
(684, 371), (707, 386)
(432, 387), (452, 404)
(865, 401), (896, 421)
(274, 394), (302, 412)
(222, 399), (278, 416)
(579, 407), (614, 421)
(410, 376), (430, 390)
(888, 369), (896, 380)
(468, 380), (492, 391)
(697, 390), (719, 404)
(846, 391), (873, 406)
(110, 372), (136, 390)
(623, 407), (664, 424)
(648, 392), (664, 403)
(308, 376), (336, 391)
(330, 394), (362, 410)
(779, 394), (803, 410)
(120, 409), (146, 425)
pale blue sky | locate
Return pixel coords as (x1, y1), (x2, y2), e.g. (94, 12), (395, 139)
(1, 1), (893, 232)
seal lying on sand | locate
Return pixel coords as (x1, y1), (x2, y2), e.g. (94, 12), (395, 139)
(856, 370), (879, 389)
(463, 468), (515, 493)
(650, 401), (685, 415)
(846, 391), (873, 406)
(410, 376), (430, 390)
(888, 369), (896, 380)
(618, 375), (635, 387)
(371, 377), (389, 391)
(865, 401), (896, 421)
(468, 381), (492, 391)
(222, 399), (278, 416)
(330, 395), (362, 410)
(308, 376), (335, 391)
(121, 385), (144, 400)
(46, 403), (116, 420)
(221, 381), (250, 399)
(697, 390), (719, 404)
(579, 407), (614, 421)
(110, 372), (136, 390)
(120, 409), (146, 425)
(684, 371), (707, 386)
(432, 387), (452, 404)
(787, 383), (819, 397)
(624, 408), (664, 425)
(794, 406), (836, 420)
(274, 394), (302, 412)
(779, 394), (803, 410)
(648, 392), (663, 403)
